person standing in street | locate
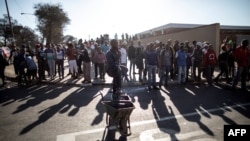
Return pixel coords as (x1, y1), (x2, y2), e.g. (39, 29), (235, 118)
(101, 41), (110, 54)
(145, 42), (159, 91)
(45, 43), (56, 80)
(81, 43), (91, 83)
(56, 44), (65, 79)
(92, 43), (99, 79)
(159, 41), (174, 88)
(127, 41), (136, 75)
(106, 39), (122, 97)
(135, 46), (144, 82)
(203, 44), (217, 86)
(36, 44), (47, 81)
(192, 42), (203, 83)
(9, 44), (19, 76)
(93, 46), (106, 81)
(231, 39), (249, 91)
(66, 43), (78, 79)
(214, 44), (230, 83)
(0, 48), (9, 87)
(175, 43), (188, 84)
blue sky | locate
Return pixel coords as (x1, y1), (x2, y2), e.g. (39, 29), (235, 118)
(1, 0), (250, 40)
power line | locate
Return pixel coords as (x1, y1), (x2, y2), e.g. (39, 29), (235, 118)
(14, 0), (23, 12)
(14, 0), (33, 23)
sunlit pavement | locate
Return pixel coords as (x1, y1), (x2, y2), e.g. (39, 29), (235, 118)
(0, 60), (250, 141)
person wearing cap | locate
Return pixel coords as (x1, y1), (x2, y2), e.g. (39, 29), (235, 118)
(191, 42), (203, 83)
(231, 39), (249, 91)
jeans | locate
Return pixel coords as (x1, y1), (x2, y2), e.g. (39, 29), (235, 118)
(232, 66), (247, 89)
(178, 65), (187, 83)
(47, 59), (55, 79)
(159, 65), (171, 85)
(206, 65), (215, 85)
(129, 58), (136, 74)
(56, 59), (64, 77)
(147, 65), (157, 87)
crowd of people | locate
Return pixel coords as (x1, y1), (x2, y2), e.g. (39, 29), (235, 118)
(0, 38), (249, 92)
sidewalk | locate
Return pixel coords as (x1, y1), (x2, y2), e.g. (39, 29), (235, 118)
(2, 60), (221, 87)
(3, 60), (147, 86)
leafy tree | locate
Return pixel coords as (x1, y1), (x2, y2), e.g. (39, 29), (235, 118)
(0, 14), (17, 46)
(34, 3), (70, 44)
(0, 14), (39, 47)
(15, 26), (39, 47)
(62, 35), (77, 44)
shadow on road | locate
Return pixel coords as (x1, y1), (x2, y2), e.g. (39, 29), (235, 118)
(16, 85), (100, 135)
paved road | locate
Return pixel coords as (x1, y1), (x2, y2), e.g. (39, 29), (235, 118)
(0, 61), (250, 141)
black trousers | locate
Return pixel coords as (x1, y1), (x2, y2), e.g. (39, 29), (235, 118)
(38, 60), (46, 80)
(112, 69), (121, 94)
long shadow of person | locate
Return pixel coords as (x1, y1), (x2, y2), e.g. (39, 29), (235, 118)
(167, 84), (215, 137)
(19, 86), (100, 135)
(150, 90), (181, 140)
(13, 85), (68, 114)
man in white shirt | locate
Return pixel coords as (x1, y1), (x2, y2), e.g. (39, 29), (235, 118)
(119, 41), (127, 66)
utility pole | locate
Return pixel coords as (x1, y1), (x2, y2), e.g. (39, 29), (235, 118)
(5, 0), (15, 43)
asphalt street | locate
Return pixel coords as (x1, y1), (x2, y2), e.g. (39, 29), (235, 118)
(0, 61), (250, 141)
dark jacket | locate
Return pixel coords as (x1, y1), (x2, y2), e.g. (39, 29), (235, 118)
(145, 50), (158, 66)
(106, 49), (121, 76)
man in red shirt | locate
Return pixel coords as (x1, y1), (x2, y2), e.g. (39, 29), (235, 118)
(232, 39), (249, 91)
(203, 44), (217, 86)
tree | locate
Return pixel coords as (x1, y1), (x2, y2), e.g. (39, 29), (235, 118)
(62, 35), (77, 44)
(34, 3), (70, 44)
(0, 14), (39, 47)
(0, 14), (17, 46)
(15, 26), (39, 47)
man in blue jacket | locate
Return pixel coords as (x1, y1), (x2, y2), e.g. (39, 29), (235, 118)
(145, 43), (160, 91)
